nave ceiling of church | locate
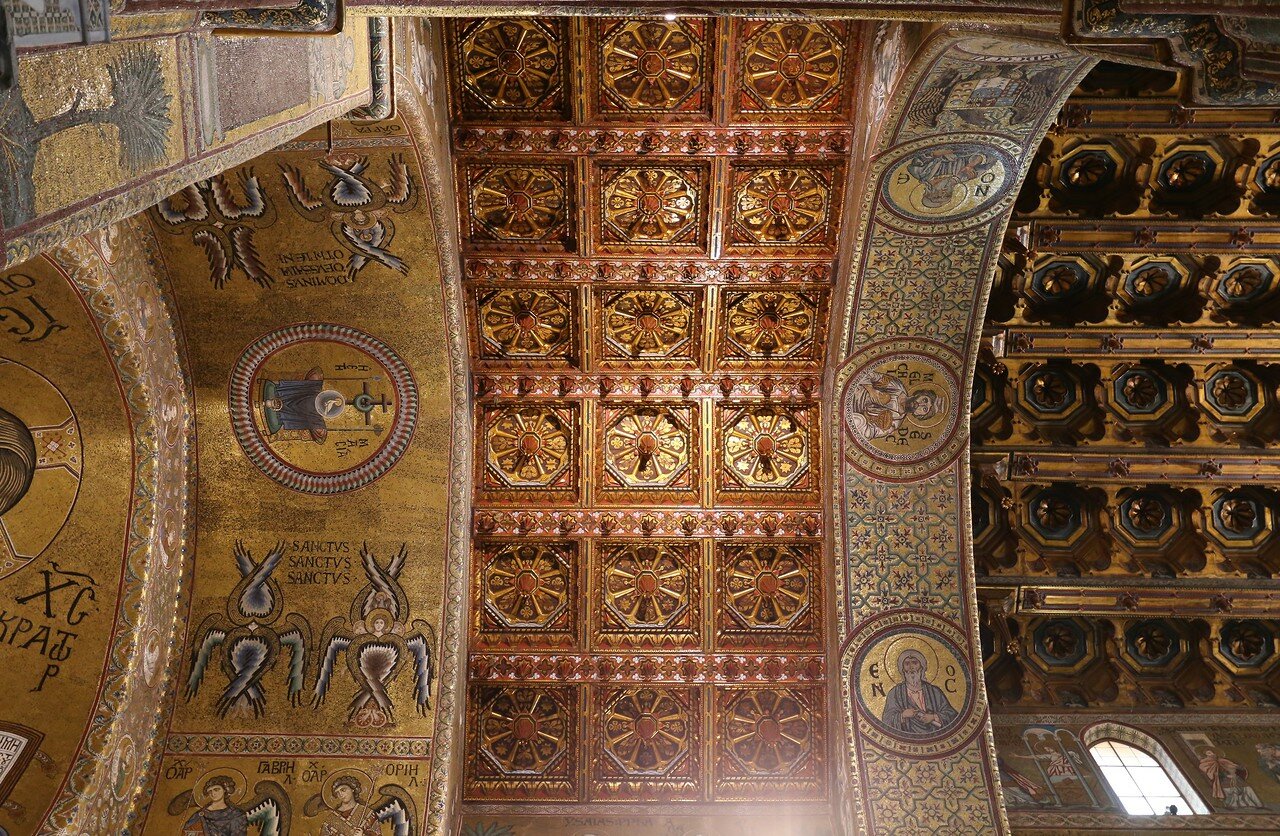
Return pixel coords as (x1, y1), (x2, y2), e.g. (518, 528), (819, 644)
(448, 18), (855, 815)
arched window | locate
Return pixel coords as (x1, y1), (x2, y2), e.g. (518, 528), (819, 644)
(1079, 724), (1207, 816)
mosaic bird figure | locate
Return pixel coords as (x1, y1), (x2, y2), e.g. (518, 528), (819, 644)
(186, 541), (312, 718)
(311, 543), (435, 728)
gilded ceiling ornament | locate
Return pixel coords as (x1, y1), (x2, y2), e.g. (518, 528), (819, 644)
(602, 289), (695, 360)
(602, 167), (702, 244)
(603, 407), (690, 488)
(460, 20), (562, 112)
(732, 168), (830, 246)
(469, 165), (569, 243)
(722, 689), (813, 775)
(724, 291), (817, 359)
(601, 687), (691, 775)
(741, 22), (844, 111)
(479, 687), (570, 774)
(477, 288), (573, 360)
(601, 20), (704, 112)
(485, 407), (572, 488)
(482, 543), (571, 630)
(602, 543), (690, 630)
(723, 408), (809, 489)
(722, 544), (811, 630)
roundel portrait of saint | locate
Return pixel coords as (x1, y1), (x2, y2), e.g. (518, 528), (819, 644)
(0, 359), (82, 581)
(851, 613), (983, 758)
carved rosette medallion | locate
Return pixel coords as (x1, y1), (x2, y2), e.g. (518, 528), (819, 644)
(481, 543), (573, 631)
(603, 406), (691, 489)
(476, 686), (572, 776)
(484, 406), (574, 489)
(879, 136), (1020, 234)
(600, 687), (693, 775)
(723, 291), (819, 360)
(740, 22), (845, 112)
(721, 543), (813, 632)
(602, 167), (703, 245)
(722, 688), (813, 775)
(458, 20), (564, 115)
(600, 20), (706, 113)
(847, 610), (981, 759)
(601, 289), (696, 361)
(731, 167), (831, 247)
(839, 339), (964, 482)
(477, 288), (574, 361)
(598, 543), (695, 639)
(468, 165), (570, 244)
(722, 407), (810, 490)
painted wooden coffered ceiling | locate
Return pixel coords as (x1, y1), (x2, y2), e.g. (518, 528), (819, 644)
(447, 17), (856, 812)
(973, 63), (1280, 718)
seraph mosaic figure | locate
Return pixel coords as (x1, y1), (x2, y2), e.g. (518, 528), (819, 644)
(278, 153), (418, 280)
(167, 771), (291, 836)
(311, 544), (436, 728)
(186, 542), (312, 718)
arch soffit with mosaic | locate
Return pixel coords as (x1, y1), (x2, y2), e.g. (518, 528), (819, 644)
(829, 30), (1095, 834)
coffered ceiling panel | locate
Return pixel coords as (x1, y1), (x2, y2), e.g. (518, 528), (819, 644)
(449, 16), (854, 813)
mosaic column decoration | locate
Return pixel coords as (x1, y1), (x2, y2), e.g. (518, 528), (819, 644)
(832, 32), (1094, 834)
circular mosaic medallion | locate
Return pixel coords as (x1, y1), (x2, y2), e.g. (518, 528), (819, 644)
(229, 324), (417, 495)
(840, 340), (963, 482)
(879, 137), (1019, 234)
(849, 610), (980, 759)
(0, 359), (82, 581)
(949, 36), (1075, 63)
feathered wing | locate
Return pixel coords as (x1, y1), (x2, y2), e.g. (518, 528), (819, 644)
(405, 620), (436, 714)
(311, 616), (352, 708)
(279, 612), (313, 707)
(360, 543), (398, 617)
(165, 789), (195, 817)
(233, 540), (256, 578)
(155, 184), (208, 225)
(279, 164), (326, 216)
(216, 634), (277, 718)
(387, 154), (415, 207)
(238, 541), (285, 618)
(192, 229), (231, 290)
(349, 638), (401, 720)
(210, 170), (268, 219)
(375, 784), (418, 836)
(387, 543), (408, 580)
(301, 793), (327, 818)
(231, 225), (273, 290)
(185, 613), (226, 699)
(320, 159), (373, 207)
(245, 780), (293, 836)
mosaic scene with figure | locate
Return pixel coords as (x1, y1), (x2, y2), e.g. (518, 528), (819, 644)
(5, 5), (1280, 836)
